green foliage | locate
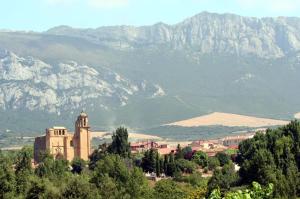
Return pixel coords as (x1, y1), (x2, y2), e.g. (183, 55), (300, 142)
(141, 149), (157, 173)
(26, 177), (60, 199)
(237, 121), (300, 198)
(208, 162), (239, 195)
(91, 154), (130, 186)
(208, 181), (273, 199)
(35, 152), (69, 179)
(0, 150), (15, 198)
(125, 167), (152, 199)
(108, 127), (131, 158)
(175, 144), (184, 160)
(208, 157), (220, 171)
(182, 146), (193, 160)
(175, 158), (197, 174)
(15, 146), (33, 174)
(175, 171), (208, 188)
(89, 143), (108, 170)
(71, 158), (86, 174)
(186, 187), (207, 199)
(164, 153), (180, 177)
(192, 151), (208, 167)
(95, 174), (121, 199)
(224, 149), (238, 156)
(155, 151), (161, 177)
(153, 179), (187, 199)
(91, 153), (151, 199)
(15, 147), (34, 195)
(62, 176), (100, 199)
(215, 152), (230, 167)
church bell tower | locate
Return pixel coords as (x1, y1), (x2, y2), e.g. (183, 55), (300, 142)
(74, 111), (91, 160)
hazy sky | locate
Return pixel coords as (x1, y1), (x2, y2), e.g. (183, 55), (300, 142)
(1, 0), (300, 31)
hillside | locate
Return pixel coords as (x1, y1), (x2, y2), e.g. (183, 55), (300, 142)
(46, 12), (300, 59)
(0, 12), (299, 134)
(166, 112), (289, 128)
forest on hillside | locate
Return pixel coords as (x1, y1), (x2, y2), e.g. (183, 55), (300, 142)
(1, 121), (300, 199)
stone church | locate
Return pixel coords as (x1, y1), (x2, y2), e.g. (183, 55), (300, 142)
(34, 111), (91, 163)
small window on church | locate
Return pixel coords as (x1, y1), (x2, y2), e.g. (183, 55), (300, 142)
(70, 140), (73, 147)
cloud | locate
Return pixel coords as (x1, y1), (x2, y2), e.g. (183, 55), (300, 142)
(87, 0), (129, 8)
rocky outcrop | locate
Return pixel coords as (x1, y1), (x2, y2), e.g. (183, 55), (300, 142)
(0, 50), (165, 113)
(46, 12), (300, 58)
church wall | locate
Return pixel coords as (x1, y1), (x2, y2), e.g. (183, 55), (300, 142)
(34, 136), (46, 163)
(78, 128), (90, 161)
(34, 112), (91, 163)
(48, 136), (66, 159)
(64, 135), (75, 161)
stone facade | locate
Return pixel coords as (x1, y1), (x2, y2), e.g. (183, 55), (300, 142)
(34, 112), (91, 163)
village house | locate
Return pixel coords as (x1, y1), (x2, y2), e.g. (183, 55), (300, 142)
(130, 140), (159, 152)
(130, 140), (177, 155)
(221, 134), (254, 147)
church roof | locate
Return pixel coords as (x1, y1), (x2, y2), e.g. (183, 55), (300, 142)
(80, 111), (88, 117)
(52, 126), (67, 129)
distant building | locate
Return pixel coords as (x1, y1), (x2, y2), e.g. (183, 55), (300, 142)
(34, 111), (91, 163)
(130, 140), (159, 152)
(157, 147), (176, 155)
(130, 140), (176, 155)
(221, 134), (254, 147)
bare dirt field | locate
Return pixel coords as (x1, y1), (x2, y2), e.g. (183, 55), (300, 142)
(166, 112), (289, 128)
(91, 131), (162, 140)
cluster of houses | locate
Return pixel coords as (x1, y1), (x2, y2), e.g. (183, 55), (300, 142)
(30, 111), (262, 165)
(130, 132), (256, 157)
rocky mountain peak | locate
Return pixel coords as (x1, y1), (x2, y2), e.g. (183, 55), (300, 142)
(44, 12), (300, 58)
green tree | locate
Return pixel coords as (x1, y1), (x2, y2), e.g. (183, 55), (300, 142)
(15, 146), (33, 174)
(141, 149), (156, 173)
(208, 181), (273, 199)
(154, 180), (186, 199)
(125, 167), (151, 199)
(175, 159), (197, 174)
(165, 153), (179, 177)
(215, 152), (230, 167)
(155, 152), (161, 177)
(25, 177), (60, 199)
(182, 146), (193, 160)
(71, 158), (86, 174)
(208, 162), (239, 194)
(89, 143), (108, 170)
(237, 121), (300, 198)
(175, 144), (184, 160)
(15, 147), (33, 195)
(62, 176), (100, 199)
(208, 157), (220, 170)
(192, 151), (208, 167)
(35, 152), (69, 179)
(0, 150), (15, 198)
(108, 127), (131, 158)
(96, 174), (122, 199)
(91, 154), (130, 187)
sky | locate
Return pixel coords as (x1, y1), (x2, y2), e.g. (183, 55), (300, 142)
(1, 0), (300, 31)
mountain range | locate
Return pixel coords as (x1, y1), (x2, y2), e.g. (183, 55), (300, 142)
(0, 12), (300, 135)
